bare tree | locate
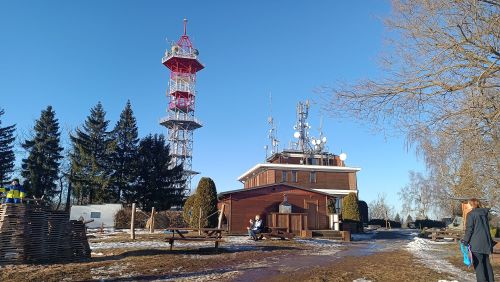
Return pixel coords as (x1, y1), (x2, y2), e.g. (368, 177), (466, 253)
(369, 193), (394, 220)
(399, 171), (437, 219)
(322, 0), (499, 210)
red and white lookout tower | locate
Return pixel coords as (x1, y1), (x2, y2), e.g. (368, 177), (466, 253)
(160, 19), (204, 192)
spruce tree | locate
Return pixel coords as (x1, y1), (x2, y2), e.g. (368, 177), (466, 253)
(0, 109), (16, 185)
(191, 177), (218, 228)
(70, 102), (114, 204)
(21, 106), (63, 199)
(394, 213), (401, 223)
(406, 214), (413, 223)
(110, 100), (139, 203)
(132, 134), (184, 210)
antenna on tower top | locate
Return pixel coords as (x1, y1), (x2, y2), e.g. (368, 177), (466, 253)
(183, 18), (188, 35)
(266, 92), (280, 159)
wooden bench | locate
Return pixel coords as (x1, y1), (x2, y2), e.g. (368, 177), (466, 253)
(429, 230), (463, 241)
(261, 227), (294, 240)
(165, 228), (224, 250)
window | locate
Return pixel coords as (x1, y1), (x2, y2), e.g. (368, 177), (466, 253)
(310, 171), (317, 183)
(281, 171), (287, 182)
(291, 171), (298, 183)
(90, 212), (101, 219)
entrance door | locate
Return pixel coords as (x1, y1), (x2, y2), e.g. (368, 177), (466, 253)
(305, 200), (318, 230)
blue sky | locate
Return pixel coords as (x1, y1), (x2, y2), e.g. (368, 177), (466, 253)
(0, 1), (425, 214)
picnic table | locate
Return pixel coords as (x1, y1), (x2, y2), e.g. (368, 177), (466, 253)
(164, 227), (224, 250)
(261, 226), (294, 240)
(428, 229), (463, 241)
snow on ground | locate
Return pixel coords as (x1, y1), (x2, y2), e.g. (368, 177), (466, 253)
(89, 236), (262, 251)
(295, 238), (343, 255)
(406, 237), (475, 282)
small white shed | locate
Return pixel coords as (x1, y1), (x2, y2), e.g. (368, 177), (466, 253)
(70, 204), (123, 228)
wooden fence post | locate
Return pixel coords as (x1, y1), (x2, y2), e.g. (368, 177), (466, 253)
(218, 204), (225, 229)
(198, 207), (202, 235)
(150, 207), (155, 234)
(130, 203), (136, 240)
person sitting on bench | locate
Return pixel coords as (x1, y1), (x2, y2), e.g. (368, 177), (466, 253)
(248, 215), (263, 241)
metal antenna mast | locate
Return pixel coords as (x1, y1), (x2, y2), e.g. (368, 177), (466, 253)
(266, 92), (280, 159)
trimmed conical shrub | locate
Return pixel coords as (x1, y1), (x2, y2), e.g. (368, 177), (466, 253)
(183, 177), (218, 228)
(342, 193), (361, 222)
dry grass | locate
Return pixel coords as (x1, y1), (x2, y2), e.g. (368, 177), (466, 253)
(269, 250), (455, 282)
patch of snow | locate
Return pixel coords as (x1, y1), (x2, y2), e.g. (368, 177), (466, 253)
(406, 237), (475, 282)
(353, 278), (372, 282)
(295, 238), (342, 255)
(156, 270), (240, 282)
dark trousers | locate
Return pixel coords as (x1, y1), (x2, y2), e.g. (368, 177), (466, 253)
(472, 252), (494, 282)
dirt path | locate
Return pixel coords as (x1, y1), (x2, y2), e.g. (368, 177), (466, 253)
(1, 229), (494, 281)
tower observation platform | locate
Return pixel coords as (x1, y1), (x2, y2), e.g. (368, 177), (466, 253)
(161, 19), (204, 192)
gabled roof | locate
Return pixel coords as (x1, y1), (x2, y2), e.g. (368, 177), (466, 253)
(218, 183), (343, 198)
(237, 163), (361, 182)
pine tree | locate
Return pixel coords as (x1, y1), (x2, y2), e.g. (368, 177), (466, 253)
(394, 213), (401, 223)
(110, 100), (139, 203)
(21, 106), (63, 200)
(191, 177), (218, 228)
(132, 134), (184, 210)
(406, 214), (413, 223)
(70, 102), (115, 204)
(0, 109), (16, 185)
(342, 193), (361, 222)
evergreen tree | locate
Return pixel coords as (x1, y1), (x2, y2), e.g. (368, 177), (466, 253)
(0, 109), (15, 185)
(191, 177), (218, 228)
(21, 106), (63, 199)
(406, 214), (413, 223)
(110, 100), (139, 203)
(132, 134), (184, 210)
(70, 102), (115, 204)
(342, 193), (361, 222)
(358, 200), (369, 224)
(182, 194), (196, 227)
(394, 213), (401, 223)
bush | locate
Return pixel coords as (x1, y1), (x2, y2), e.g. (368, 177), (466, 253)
(342, 193), (361, 222)
(368, 219), (402, 228)
(184, 177), (218, 228)
(114, 208), (187, 229)
(182, 194), (196, 227)
(414, 219), (445, 229)
(491, 227), (498, 239)
(358, 201), (369, 224)
(327, 198), (336, 214)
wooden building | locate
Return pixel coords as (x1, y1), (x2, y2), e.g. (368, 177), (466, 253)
(218, 150), (361, 234)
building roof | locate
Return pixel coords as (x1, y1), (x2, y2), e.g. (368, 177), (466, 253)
(218, 183), (355, 198)
(237, 163), (361, 182)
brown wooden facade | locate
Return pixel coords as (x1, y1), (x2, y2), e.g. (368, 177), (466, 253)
(242, 169), (357, 191)
(218, 184), (334, 234)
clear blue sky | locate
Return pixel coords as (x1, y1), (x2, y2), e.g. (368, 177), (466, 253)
(0, 1), (425, 213)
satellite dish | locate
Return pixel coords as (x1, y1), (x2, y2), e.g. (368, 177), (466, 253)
(293, 132), (301, 138)
(339, 153), (347, 161)
(312, 139), (317, 145)
(322, 137), (327, 143)
(316, 139), (322, 145)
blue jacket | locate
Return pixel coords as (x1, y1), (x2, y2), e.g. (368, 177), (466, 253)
(463, 208), (493, 254)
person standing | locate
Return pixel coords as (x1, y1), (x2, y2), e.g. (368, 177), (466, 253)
(462, 198), (495, 282)
(5, 178), (25, 204)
